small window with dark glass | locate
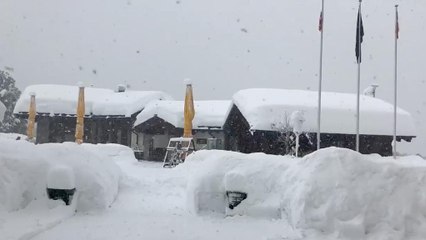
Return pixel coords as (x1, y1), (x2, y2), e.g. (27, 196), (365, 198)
(196, 138), (207, 145)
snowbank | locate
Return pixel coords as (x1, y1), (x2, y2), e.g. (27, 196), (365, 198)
(183, 148), (426, 239)
(14, 84), (172, 117)
(232, 88), (416, 136)
(134, 100), (231, 129)
(0, 136), (127, 212)
(0, 132), (26, 140)
(182, 150), (291, 218)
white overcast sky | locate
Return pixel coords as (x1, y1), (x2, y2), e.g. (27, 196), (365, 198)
(1, 0), (425, 155)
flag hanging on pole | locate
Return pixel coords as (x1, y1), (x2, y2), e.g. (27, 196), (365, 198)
(355, 0), (363, 152)
(393, 5), (399, 159)
(395, 7), (399, 39)
(317, 0), (325, 151)
(355, 5), (364, 63)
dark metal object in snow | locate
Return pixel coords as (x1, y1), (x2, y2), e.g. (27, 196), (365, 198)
(47, 188), (76, 205)
(163, 137), (196, 168)
(226, 191), (247, 210)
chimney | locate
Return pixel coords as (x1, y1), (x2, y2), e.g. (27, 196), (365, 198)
(116, 84), (126, 93)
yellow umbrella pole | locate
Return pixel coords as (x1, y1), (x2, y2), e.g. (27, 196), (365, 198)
(75, 85), (85, 144)
(26, 93), (36, 142)
(183, 80), (195, 138)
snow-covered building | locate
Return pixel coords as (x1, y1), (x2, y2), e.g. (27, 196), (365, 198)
(224, 88), (416, 156)
(133, 100), (231, 160)
(14, 84), (172, 146)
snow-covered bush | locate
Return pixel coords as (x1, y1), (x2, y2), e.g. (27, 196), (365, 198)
(0, 70), (26, 133)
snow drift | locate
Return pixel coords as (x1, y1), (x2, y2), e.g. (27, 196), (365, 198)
(0, 135), (129, 212)
(183, 148), (426, 239)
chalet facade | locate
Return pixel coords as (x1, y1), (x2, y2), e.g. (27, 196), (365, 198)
(133, 100), (231, 161)
(13, 85), (417, 158)
(223, 89), (416, 156)
(14, 84), (171, 146)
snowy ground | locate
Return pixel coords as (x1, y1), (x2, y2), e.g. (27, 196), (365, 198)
(2, 135), (426, 240)
(30, 159), (301, 240)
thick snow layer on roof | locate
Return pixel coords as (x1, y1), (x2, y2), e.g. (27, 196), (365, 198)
(134, 100), (231, 129)
(183, 148), (426, 239)
(232, 88), (416, 136)
(0, 101), (5, 121)
(14, 84), (172, 117)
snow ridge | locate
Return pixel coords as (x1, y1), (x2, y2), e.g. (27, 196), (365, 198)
(183, 148), (426, 239)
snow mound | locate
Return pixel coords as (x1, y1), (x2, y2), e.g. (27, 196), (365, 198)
(182, 148), (426, 239)
(182, 150), (292, 218)
(47, 165), (75, 189)
(0, 132), (26, 140)
(0, 137), (128, 212)
(85, 143), (137, 163)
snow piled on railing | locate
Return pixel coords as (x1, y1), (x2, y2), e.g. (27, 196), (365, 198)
(181, 148), (426, 239)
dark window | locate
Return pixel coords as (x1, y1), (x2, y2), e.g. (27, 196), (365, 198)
(196, 138), (207, 144)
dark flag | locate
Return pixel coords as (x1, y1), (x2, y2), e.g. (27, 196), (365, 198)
(355, 6), (364, 63)
(318, 11), (323, 32)
(395, 8), (399, 39)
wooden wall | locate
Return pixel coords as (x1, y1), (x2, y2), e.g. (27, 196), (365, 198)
(35, 115), (132, 147)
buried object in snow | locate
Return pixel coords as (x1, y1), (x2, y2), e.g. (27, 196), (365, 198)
(47, 188), (76, 205)
(46, 165), (76, 205)
(163, 137), (196, 168)
(226, 191), (247, 210)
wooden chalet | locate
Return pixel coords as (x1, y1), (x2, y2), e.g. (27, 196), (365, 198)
(13, 84), (171, 146)
(133, 100), (231, 161)
(223, 89), (416, 156)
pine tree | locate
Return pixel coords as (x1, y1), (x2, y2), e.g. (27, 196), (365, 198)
(0, 70), (26, 133)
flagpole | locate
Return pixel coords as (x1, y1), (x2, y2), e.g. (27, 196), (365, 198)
(317, 0), (325, 150)
(393, 5), (399, 159)
(356, 0), (362, 152)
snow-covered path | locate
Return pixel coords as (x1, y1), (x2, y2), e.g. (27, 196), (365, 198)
(31, 160), (301, 240)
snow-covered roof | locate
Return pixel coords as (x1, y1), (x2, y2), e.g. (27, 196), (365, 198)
(14, 84), (173, 117)
(0, 101), (6, 121)
(232, 88), (416, 136)
(134, 100), (231, 129)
